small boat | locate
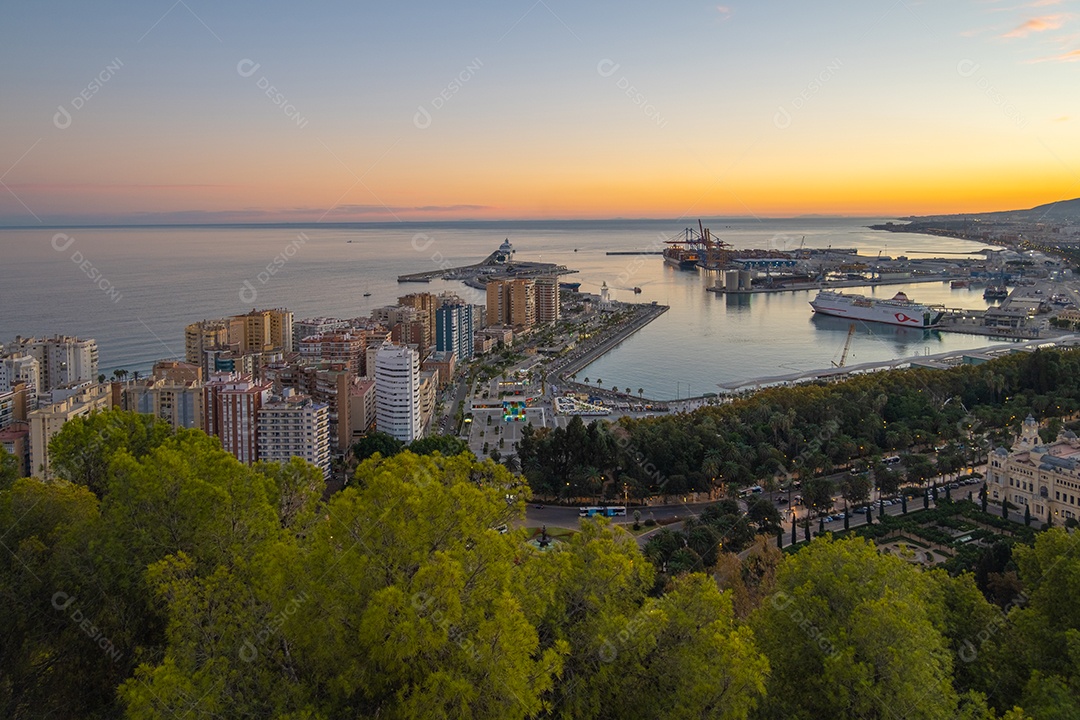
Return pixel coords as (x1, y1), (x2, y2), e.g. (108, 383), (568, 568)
(363, 292), (372, 297)
(633, 287), (642, 294)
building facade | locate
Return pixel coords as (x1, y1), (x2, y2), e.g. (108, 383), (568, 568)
(374, 343), (421, 443)
(28, 384), (113, 478)
(185, 319), (229, 376)
(203, 374), (271, 465)
(257, 390), (331, 478)
(8, 336), (98, 393)
(123, 377), (205, 430)
(0, 355), (41, 401)
(293, 317), (349, 349)
(398, 293), (438, 346)
(349, 379), (376, 442)
(299, 332), (366, 376)
(435, 303), (475, 361)
(485, 279), (536, 329)
(534, 275), (560, 324)
(986, 415), (1080, 524)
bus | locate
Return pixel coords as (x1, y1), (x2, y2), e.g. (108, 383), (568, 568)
(578, 506), (628, 518)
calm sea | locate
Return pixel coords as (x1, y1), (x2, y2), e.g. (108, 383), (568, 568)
(0, 218), (1005, 398)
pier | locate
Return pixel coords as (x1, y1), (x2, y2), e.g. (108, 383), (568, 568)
(546, 302), (670, 405)
(706, 275), (955, 295)
(396, 251), (574, 283)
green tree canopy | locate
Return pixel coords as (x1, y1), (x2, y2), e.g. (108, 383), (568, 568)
(47, 408), (173, 494)
(751, 536), (961, 720)
(351, 431), (405, 462)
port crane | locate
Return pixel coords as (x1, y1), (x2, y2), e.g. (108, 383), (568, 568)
(696, 219), (732, 270)
(831, 323), (856, 368)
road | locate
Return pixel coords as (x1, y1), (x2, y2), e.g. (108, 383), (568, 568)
(522, 472), (988, 549)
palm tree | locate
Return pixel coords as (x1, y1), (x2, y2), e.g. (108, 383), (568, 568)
(597, 378), (603, 388)
(638, 388), (644, 398)
(583, 377), (589, 385)
(611, 386), (619, 394)
(97, 374), (106, 384)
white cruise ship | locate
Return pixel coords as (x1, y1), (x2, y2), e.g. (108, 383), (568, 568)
(810, 290), (944, 328)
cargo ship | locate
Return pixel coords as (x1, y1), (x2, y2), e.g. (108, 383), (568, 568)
(662, 242), (700, 270)
(983, 284), (1008, 300)
(810, 290), (944, 328)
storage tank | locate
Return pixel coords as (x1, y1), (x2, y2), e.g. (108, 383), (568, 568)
(725, 270), (740, 291)
(739, 270), (753, 290)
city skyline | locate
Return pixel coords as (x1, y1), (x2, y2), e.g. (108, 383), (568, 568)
(2, 0), (1079, 225)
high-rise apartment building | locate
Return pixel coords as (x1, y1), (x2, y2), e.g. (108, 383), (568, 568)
(202, 374), (271, 465)
(374, 343), (421, 443)
(534, 275), (560, 324)
(230, 308), (293, 354)
(258, 390), (330, 478)
(293, 317), (349, 349)
(0, 355), (41, 403)
(485, 279), (536, 329)
(7, 336), (98, 393)
(28, 384), (112, 478)
(185, 320), (230, 376)
(299, 332), (366, 376)
(398, 293), (438, 345)
(349, 379), (376, 441)
(436, 303), (475, 361)
(122, 376), (205, 431)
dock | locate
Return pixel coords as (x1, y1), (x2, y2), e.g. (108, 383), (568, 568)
(706, 275), (954, 295)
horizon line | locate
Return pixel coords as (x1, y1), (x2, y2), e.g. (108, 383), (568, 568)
(0, 214), (915, 230)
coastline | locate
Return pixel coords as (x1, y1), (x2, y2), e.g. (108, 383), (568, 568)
(545, 302), (670, 404)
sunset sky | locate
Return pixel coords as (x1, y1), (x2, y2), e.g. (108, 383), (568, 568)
(2, 0), (1079, 224)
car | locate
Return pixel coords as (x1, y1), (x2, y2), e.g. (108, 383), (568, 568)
(835, 512), (846, 519)
(883, 500), (894, 506)
(948, 483), (959, 489)
(853, 506), (868, 514)
(775, 495), (787, 504)
(883, 455), (902, 465)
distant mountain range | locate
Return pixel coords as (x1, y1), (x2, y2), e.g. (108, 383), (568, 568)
(909, 198), (1080, 223)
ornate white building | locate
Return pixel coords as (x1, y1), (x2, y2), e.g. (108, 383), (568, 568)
(986, 415), (1080, 524)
